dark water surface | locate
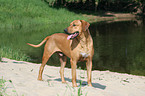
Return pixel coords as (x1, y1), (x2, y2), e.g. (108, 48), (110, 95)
(90, 20), (145, 76)
(0, 20), (145, 76)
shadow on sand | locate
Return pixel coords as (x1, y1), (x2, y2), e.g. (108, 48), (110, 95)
(45, 74), (106, 90)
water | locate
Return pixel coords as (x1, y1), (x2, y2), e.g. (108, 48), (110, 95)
(0, 20), (145, 76)
(90, 20), (145, 76)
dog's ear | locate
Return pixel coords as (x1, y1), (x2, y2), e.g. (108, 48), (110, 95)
(80, 20), (90, 31)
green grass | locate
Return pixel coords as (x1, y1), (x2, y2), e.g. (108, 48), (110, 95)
(0, 0), (88, 61)
(0, 46), (30, 61)
(0, 23), (70, 62)
(57, 68), (88, 96)
(0, 0), (88, 28)
(0, 77), (18, 96)
(0, 77), (7, 96)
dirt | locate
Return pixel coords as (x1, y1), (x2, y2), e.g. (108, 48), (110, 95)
(84, 12), (137, 23)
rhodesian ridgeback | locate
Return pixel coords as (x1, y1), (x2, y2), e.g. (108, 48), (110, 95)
(27, 20), (94, 87)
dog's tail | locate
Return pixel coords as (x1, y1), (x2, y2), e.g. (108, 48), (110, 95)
(27, 36), (49, 47)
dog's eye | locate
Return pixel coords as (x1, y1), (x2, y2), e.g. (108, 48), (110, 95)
(73, 24), (76, 26)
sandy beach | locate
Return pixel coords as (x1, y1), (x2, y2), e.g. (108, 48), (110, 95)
(0, 58), (145, 96)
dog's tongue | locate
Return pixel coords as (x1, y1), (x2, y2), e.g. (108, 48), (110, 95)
(67, 32), (79, 40)
(67, 34), (73, 40)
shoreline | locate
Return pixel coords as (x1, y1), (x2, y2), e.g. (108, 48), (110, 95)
(85, 12), (138, 23)
(0, 58), (145, 96)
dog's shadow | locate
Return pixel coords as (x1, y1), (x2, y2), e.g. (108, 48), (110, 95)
(45, 74), (106, 90)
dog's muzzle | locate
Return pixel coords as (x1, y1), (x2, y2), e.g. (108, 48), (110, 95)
(64, 28), (68, 34)
(64, 28), (79, 40)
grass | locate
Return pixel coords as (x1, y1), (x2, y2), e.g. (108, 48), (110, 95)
(57, 81), (86, 96)
(0, 0), (88, 29)
(57, 68), (88, 96)
(0, 77), (18, 96)
(0, 23), (70, 62)
(0, 77), (6, 96)
(0, 46), (30, 61)
(0, 0), (88, 61)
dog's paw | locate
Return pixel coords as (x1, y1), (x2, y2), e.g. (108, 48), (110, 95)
(37, 78), (43, 81)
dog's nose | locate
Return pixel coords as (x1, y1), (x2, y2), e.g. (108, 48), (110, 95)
(64, 28), (68, 32)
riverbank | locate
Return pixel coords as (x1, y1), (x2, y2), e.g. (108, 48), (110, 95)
(0, 58), (145, 96)
(84, 12), (137, 23)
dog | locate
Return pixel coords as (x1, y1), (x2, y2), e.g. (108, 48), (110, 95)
(27, 20), (94, 87)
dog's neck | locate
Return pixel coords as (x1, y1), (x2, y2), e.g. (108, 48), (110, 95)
(78, 29), (90, 43)
(77, 29), (91, 54)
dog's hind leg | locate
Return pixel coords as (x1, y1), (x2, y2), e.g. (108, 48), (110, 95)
(37, 49), (54, 81)
(58, 53), (67, 83)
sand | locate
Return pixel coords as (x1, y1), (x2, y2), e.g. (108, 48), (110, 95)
(0, 58), (145, 96)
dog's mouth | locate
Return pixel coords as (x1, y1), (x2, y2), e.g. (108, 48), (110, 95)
(66, 31), (79, 40)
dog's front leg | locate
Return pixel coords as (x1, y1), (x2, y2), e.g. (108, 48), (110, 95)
(86, 58), (93, 87)
(70, 59), (77, 87)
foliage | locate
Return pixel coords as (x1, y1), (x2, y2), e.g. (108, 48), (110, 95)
(97, 0), (145, 13)
(0, 77), (7, 96)
(0, 46), (30, 61)
(47, 0), (96, 11)
(0, 78), (18, 96)
(46, 0), (145, 14)
(0, 0), (88, 28)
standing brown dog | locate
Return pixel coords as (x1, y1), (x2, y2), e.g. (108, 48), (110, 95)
(27, 20), (94, 87)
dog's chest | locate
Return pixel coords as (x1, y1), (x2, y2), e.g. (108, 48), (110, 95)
(77, 37), (92, 60)
(78, 52), (89, 61)
(78, 42), (90, 58)
(80, 52), (89, 58)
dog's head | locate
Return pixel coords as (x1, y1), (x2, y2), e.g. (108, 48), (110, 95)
(64, 20), (90, 40)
